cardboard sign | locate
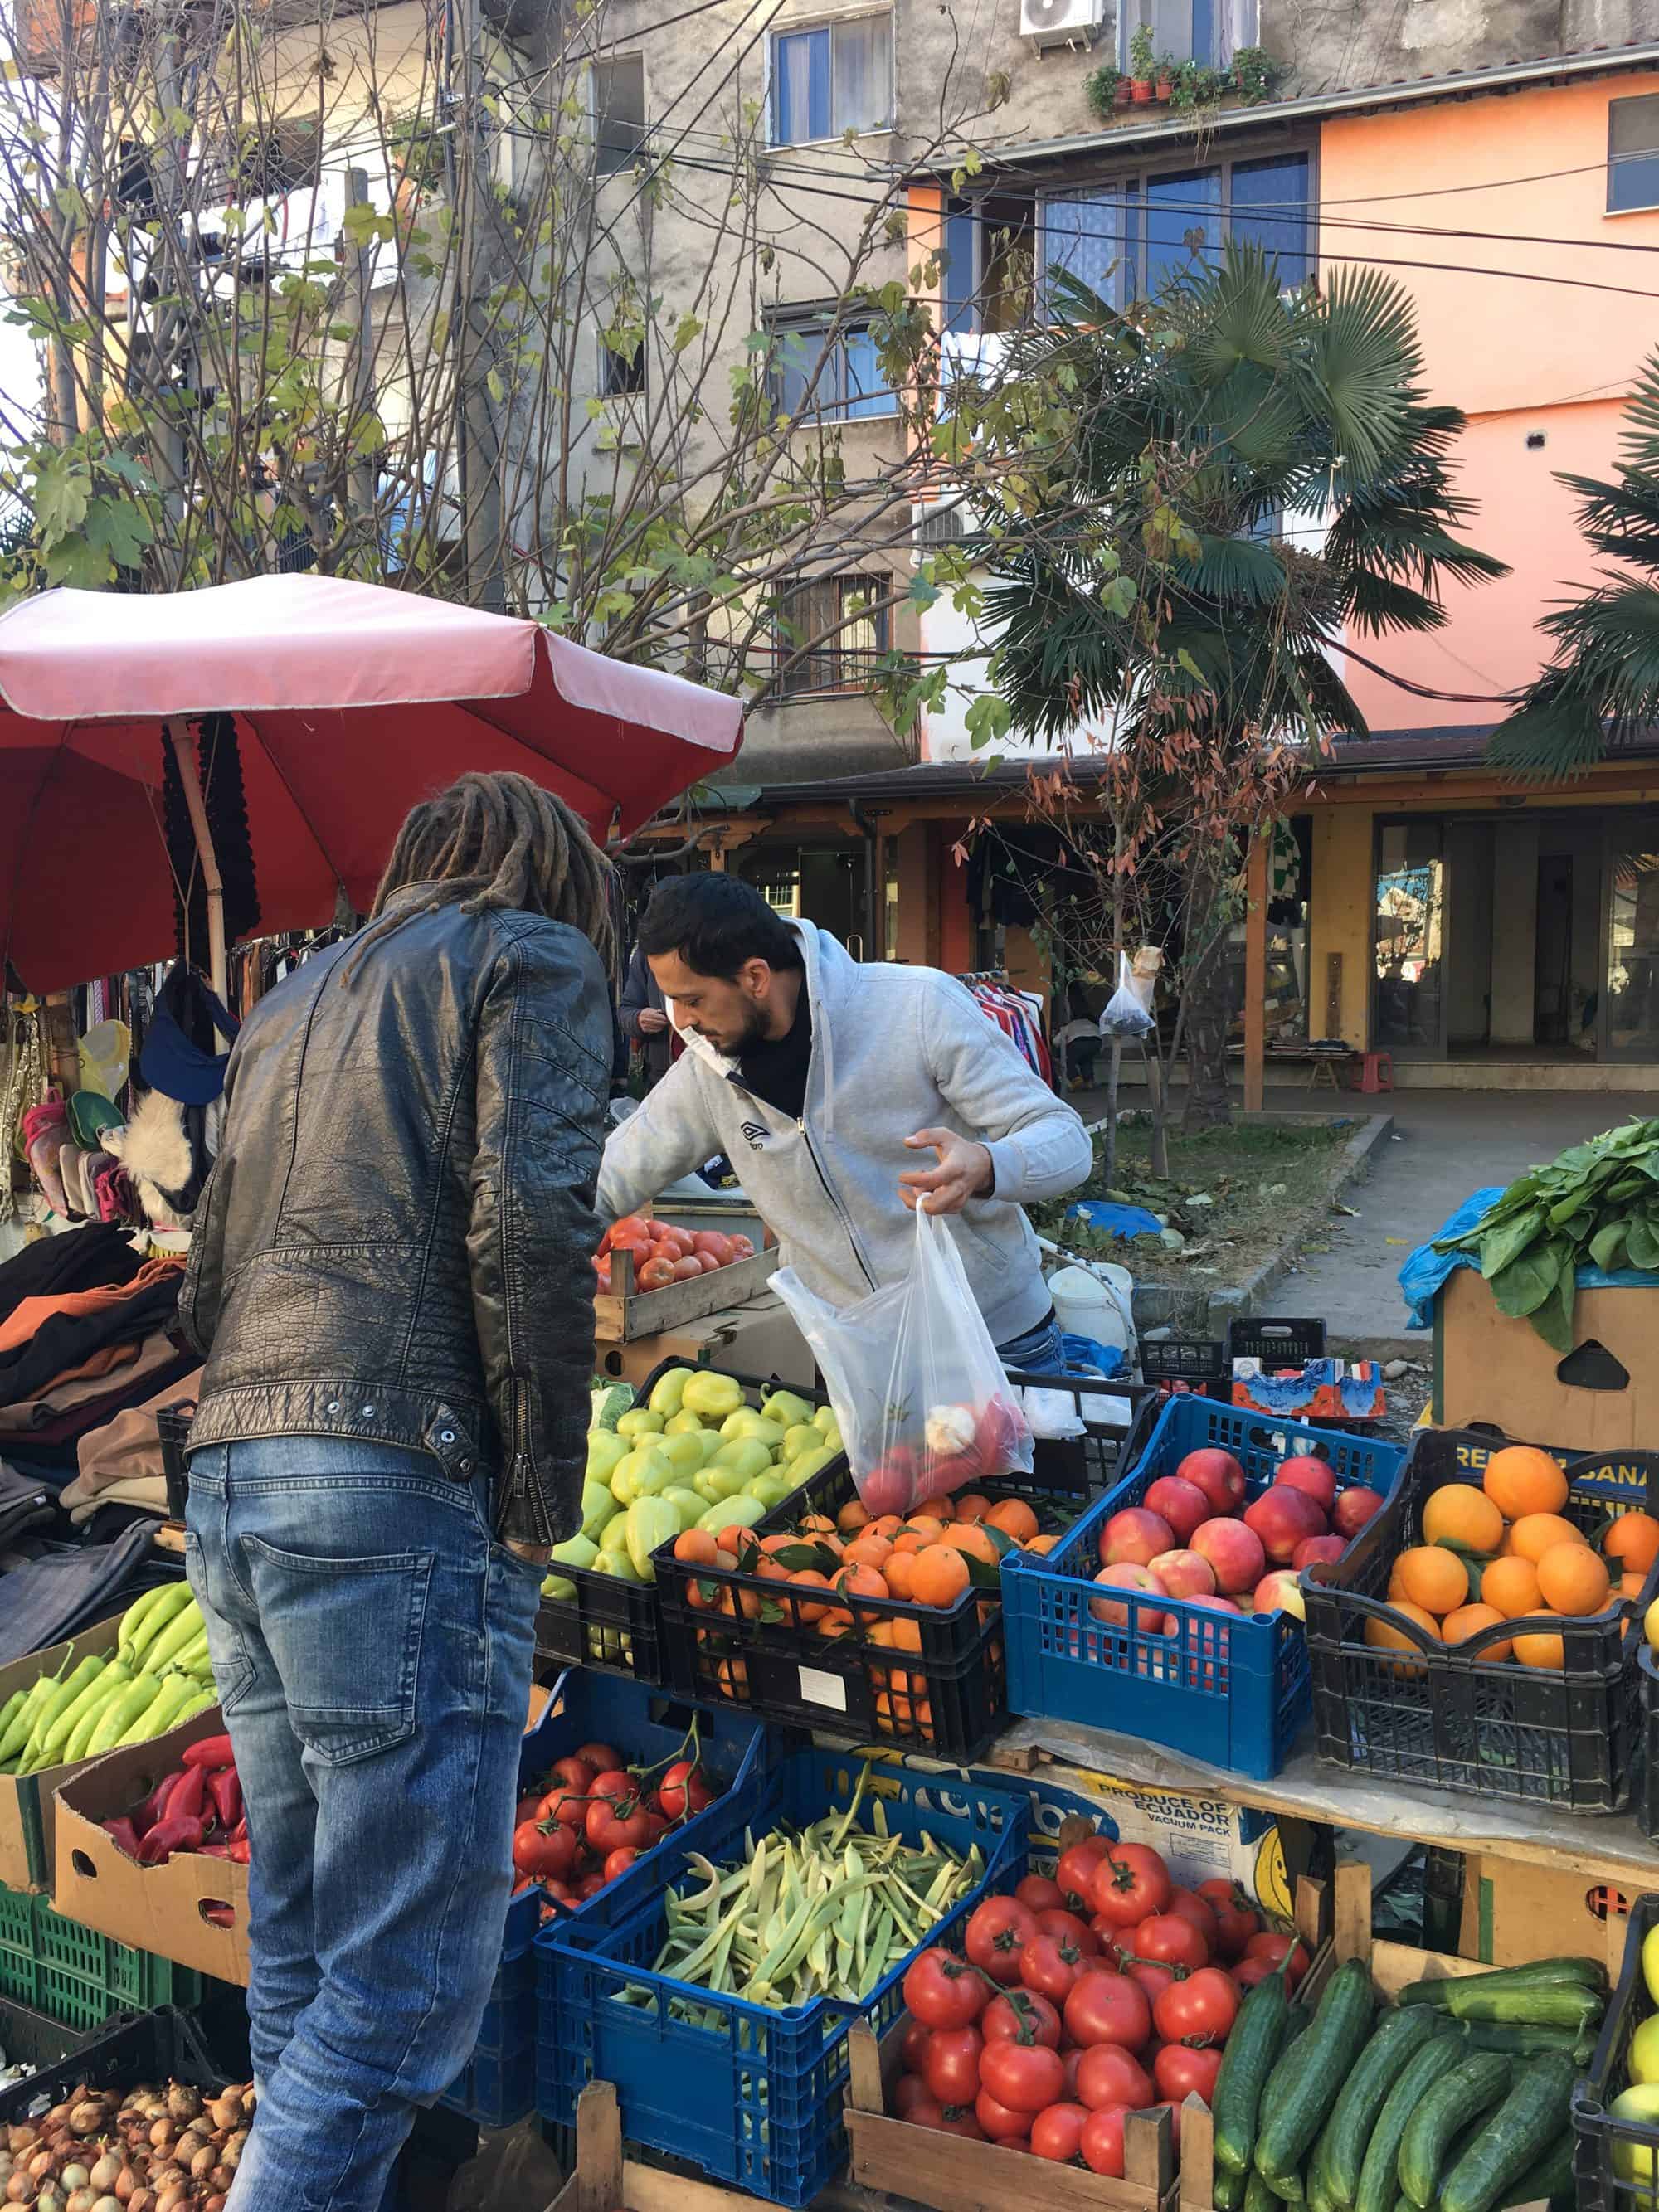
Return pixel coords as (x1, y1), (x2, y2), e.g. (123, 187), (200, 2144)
(0, 1613), (125, 1894)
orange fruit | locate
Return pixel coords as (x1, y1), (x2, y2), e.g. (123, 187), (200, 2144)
(940, 1523), (1000, 1568)
(816, 1609), (856, 1639)
(1514, 1631), (1566, 1669)
(1507, 1514), (1587, 1565)
(674, 1529), (719, 1567)
(1620, 1570), (1648, 1599)
(1394, 1545), (1468, 1617)
(953, 1493), (994, 1524)
(909, 1545), (971, 1607)
(883, 1549), (919, 1601)
(832, 1562), (890, 1606)
(1481, 1554), (1545, 1619)
(1440, 1602), (1513, 1662)
(1606, 1511), (1659, 1577)
(1421, 1485), (1504, 1555)
(758, 1532), (800, 1556)
(984, 1499), (1041, 1546)
(889, 1615), (924, 1654)
(1535, 1541), (1610, 1616)
(1365, 1602), (1440, 1675)
(1482, 1446), (1568, 1521)
(927, 1495), (959, 1522)
(836, 1500), (870, 1537)
(844, 1532), (894, 1571)
(868, 1514), (904, 1541)
(1026, 1533), (1061, 1557)
(786, 1569), (835, 1623)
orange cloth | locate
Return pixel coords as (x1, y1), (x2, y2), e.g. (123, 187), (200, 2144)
(0, 1255), (185, 1355)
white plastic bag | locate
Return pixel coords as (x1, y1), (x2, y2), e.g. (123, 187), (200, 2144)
(771, 1206), (1033, 1515)
(1099, 949), (1155, 1038)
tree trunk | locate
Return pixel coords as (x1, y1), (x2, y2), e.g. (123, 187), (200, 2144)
(1182, 846), (1234, 1132)
(1145, 1040), (1170, 1174)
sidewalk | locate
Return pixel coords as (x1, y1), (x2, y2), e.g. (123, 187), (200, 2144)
(1282, 1088), (1655, 1354)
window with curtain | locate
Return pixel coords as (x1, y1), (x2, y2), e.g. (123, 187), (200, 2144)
(1118, 0), (1256, 67)
(775, 573), (893, 695)
(1609, 94), (1659, 213)
(1043, 151), (1309, 306)
(592, 57), (646, 176)
(770, 13), (893, 144)
(768, 314), (897, 418)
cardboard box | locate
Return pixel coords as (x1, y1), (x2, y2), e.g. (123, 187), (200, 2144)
(53, 1704), (251, 1986)
(0, 1613), (125, 1894)
(595, 1292), (815, 1392)
(1457, 1850), (1632, 1975)
(1437, 1267), (1659, 1448)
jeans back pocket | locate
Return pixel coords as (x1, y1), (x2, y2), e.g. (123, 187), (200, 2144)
(241, 1537), (435, 1765)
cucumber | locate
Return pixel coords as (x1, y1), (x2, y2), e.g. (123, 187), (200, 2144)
(1255, 1961), (1375, 2189)
(1353, 2032), (1460, 2212)
(1497, 2132), (1573, 2208)
(1397, 1959), (1604, 2007)
(1439, 2054), (1579, 2212)
(1454, 2020), (1600, 2061)
(1398, 2050), (1512, 2209)
(1433, 1985), (1600, 2030)
(1214, 1958), (1293, 2172)
(1246, 2170), (1281, 2212)
(1322, 2005), (1441, 2207)
(1215, 2170), (1248, 2210)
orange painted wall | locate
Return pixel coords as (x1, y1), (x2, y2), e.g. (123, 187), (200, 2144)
(1319, 75), (1659, 729)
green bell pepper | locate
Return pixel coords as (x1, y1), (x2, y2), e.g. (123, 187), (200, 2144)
(625, 1495), (681, 1581)
(648, 1365), (697, 1418)
(682, 1371), (744, 1421)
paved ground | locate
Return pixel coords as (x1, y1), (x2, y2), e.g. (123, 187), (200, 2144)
(1281, 1088), (1657, 1354)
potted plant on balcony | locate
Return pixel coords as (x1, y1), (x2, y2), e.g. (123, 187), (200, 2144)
(1155, 53), (1178, 100)
(1086, 63), (1130, 117)
(1170, 60), (1224, 114)
(1127, 22), (1157, 100)
(1229, 45), (1282, 101)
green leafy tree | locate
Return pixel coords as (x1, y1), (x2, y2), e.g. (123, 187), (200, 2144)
(954, 244), (1504, 1127)
(1488, 351), (1659, 776)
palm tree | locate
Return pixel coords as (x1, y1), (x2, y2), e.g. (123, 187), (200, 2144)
(1488, 351), (1659, 775)
(965, 243), (1505, 1126)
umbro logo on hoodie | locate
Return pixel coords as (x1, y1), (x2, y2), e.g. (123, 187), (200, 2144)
(739, 1121), (770, 1150)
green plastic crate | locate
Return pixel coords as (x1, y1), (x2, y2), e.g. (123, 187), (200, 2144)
(0, 1881), (199, 2031)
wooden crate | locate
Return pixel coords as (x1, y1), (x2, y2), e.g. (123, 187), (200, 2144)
(594, 1238), (780, 1343)
(548, 2081), (864, 2212)
(845, 2015), (1180, 2212)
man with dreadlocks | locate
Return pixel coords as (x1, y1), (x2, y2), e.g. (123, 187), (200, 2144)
(178, 771), (614, 2212)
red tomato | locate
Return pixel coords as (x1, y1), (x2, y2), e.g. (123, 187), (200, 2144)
(608, 1218), (654, 1253)
(1092, 1844), (1172, 1928)
(726, 1234), (756, 1260)
(1168, 1887), (1221, 1947)
(1030, 2103), (1091, 2162)
(980, 2041), (1067, 2116)
(975, 2088), (1032, 2143)
(1075, 2043), (1155, 2112)
(892, 2073), (932, 2119)
(637, 1257), (677, 1291)
(1019, 1933), (1087, 2005)
(1135, 1913), (1209, 1971)
(549, 1755), (596, 1795)
(670, 1256), (703, 1281)
(537, 1784), (589, 1832)
(586, 1800), (651, 1854)
(1154, 1967), (1240, 2048)
(1244, 1933), (1310, 1990)
(1080, 2107), (1129, 2177)
(922, 2026), (985, 2107)
(1196, 1879), (1262, 1960)
(543, 1879), (578, 1907)
(588, 1768), (633, 1802)
(984, 1991), (1062, 2050)
(1034, 1908), (1100, 1957)
(602, 1845), (640, 1882)
(922, 2106), (985, 2141)
(639, 1813), (670, 1849)
(1063, 1970), (1151, 2054)
(1016, 1874), (1066, 1913)
(573, 1742), (622, 1772)
(592, 1257), (612, 1292)
(903, 1946), (990, 2030)
(691, 1231), (734, 1266)
(576, 1870), (608, 1899)
(1233, 1960), (1276, 1994)
(515, 1792), (545, 1827)
(965, 1896), (1039, 1986)
(651, 1226), (693, 1257)
(1124, 1958), (1176, 2009)
(1155, 2044), (1224, 2103)
(657, 1760), (713, 1819)
(1058, 2049), (1085, 2100)
(1056, 1837), (1110, 1912)
(513, 1821), (575, 1879)
(900, 2021), (932, 2074)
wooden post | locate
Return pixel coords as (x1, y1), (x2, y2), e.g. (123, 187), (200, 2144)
(166, 722), (229, 1024)
(1243, 826), (1268, 1113)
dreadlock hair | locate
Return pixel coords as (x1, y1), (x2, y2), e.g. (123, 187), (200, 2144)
(349, 771), (616, 980)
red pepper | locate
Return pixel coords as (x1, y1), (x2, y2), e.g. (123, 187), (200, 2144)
(207, 1767), (242, 1830)
(130, 1774), (182, 1839)
(100, 1816), (144, 1860)
(197, 1842), (231, 1859)
(228, 1836), (251, 1865)
(182, 1735), (236, 1771)
(137, 1812), (206, 1865)
(202, 1904), (236, 1927)
(230, 1814), (247, 1845)
(168, 1766), (208, 1824)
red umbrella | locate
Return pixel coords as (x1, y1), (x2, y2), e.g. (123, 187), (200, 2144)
(0, 574), (743, 994)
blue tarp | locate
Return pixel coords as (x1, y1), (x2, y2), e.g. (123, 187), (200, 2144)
(1067, 1199), (1165, 1243)
(1398, 1188), (1659, 1330)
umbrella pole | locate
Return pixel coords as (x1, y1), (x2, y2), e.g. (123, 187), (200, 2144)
(164, 722), (230, 1028)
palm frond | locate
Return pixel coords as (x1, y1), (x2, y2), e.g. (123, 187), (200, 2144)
(1297, 264), (1418, 479)
(1175, 532), (1288, 605)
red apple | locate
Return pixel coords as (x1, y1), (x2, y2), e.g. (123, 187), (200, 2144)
(1089, 1562), (1170, 1632)
(1190, 1516), (1267, 1596)
(1099, 1506), (1175, 1569)
(1333, 1485), (1386, 1539)
(1253, 1569), (1306, 1620)
(1149, 1548), (1217, 1601)
(1243, 1484), (1327, 1564)
(1185, 1591), (1243, 1615)
(1273, 1455), (1336, 1514)
(1175, 1447), (1247, 1514)
(1292, 1534), (1347, 1572)
(1142, 1475), (1209, 1546)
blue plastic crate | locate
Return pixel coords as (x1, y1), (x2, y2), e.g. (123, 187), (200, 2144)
(534, 1747), (1030, 2205)
(1001, 1394), (1407, 1779)
(439, 1671), (781, 2130)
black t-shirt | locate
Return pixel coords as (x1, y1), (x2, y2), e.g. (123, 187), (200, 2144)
(737, 994), (813, 1122)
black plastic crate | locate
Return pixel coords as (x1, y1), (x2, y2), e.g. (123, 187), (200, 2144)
(1577, 1890), (1659, 2212)
(0, 2003), (222, 2125)
(536, 1358), (834, 1688)
(1228, 1315), (1327, 1364)
(655, 1393), (1141, 1764)
(1638, 1646), (1659, 1843)
(0, 1996), (98, 2103)
(1139, 1336), (1229, 1393)
(1303, 1425), (1659, 1812)
(157, 1401), (196, 1520)
(1004, 1369), (1159, 1496)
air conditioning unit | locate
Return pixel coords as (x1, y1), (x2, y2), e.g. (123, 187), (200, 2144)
(1019, 0), (1102, 50)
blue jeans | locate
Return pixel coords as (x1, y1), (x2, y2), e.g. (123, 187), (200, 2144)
(995, 1314), (1068, 1377)
(184, 1437), (542, 2212)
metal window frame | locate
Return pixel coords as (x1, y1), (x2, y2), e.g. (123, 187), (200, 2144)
(766, 5), (895, 148)
(591, 53), (649, 177)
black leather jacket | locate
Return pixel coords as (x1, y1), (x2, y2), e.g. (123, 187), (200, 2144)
(179, 891), (611, 1546)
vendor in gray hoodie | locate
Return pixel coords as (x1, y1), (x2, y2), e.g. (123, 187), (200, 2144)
(596, 875), (1093, 1371)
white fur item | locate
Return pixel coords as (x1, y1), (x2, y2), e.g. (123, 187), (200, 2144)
(106, 1089), (197, 1228)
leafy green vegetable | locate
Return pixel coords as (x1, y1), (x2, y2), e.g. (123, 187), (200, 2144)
(1436, 1118), (1659, 1349)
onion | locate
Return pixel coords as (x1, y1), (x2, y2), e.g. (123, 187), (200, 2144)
(88, 2199), (120, 2212)
(7, 2174), (35, 2205)
(161, 2096), (196, 2132)
(110, 2172), (134, 2205)
(143, 2132), (169, 2160)
(85, 2161), (117, 2198)
(66, 2112), (102, 2142)
(187, 2151), (214, 2184)
(126, 2195), (153, 2212)
(64, 2190), (93, 2212)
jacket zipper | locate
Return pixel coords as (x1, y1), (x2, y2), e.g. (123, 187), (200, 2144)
(796, 1111), (878, 1294)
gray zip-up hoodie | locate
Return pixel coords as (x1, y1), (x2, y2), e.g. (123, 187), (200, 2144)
(596, 922), (1093, 1345)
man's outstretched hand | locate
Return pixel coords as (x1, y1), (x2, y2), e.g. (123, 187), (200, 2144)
(899, 1127), (995, 1213)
